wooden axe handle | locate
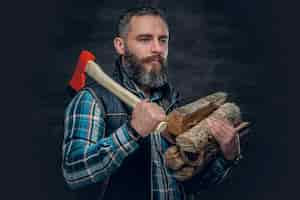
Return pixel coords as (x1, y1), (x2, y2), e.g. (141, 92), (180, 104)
(86, 60), (167, 133)
(86, 60), (140, 107)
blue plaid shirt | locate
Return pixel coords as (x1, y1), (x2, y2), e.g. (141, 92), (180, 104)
(62, 84), (233, 199)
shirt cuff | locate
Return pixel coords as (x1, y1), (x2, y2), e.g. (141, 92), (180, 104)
(109, 123), (142, 156)
(220, 153), (243, 168)
(124, 121), (143, 142)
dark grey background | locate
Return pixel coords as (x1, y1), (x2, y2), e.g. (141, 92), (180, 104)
(2, 0), (290, 200)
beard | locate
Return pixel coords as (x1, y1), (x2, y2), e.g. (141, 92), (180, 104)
(122, 47), (168, 89)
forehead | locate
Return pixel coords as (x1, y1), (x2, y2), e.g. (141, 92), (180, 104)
(127, 15), (169, 37)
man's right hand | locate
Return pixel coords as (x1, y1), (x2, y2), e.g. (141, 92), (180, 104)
(130, 99), (166, 137)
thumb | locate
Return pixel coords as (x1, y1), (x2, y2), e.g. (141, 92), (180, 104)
(234, 122), (250, 132)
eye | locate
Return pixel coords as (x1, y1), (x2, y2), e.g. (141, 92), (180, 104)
(160, 38), (168, 44)
(139, 38), (151, 42)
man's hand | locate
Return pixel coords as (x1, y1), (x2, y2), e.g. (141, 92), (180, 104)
(130, 99), (166, 137)
(206, 118), (241, 160)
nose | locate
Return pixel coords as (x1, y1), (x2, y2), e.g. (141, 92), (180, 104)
(151, 39), (164, 54)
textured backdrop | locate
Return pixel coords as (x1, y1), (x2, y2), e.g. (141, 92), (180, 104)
(3, 0), (288, 200)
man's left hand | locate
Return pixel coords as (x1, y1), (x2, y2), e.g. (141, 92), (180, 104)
(206, 118), (241, 160)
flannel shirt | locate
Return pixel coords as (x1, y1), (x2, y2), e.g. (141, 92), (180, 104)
(62, 84), (233, 200)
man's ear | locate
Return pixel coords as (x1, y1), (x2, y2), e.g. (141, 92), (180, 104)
(114, 37), (125, 55)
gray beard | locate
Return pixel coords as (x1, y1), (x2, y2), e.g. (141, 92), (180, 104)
(122, 51), (168, 89)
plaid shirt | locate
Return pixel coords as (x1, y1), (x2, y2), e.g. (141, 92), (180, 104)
(62, 82), (233, 200)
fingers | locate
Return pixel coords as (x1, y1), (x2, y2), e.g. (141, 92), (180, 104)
(207, 118), (241, 160)
(206, 119), (220, 136)
(144, 101), (166, 121)
(207, 118), (236, 138)
(214, 118), (235, 133)
(234, 122), (250, 132)
(132, 99), (166, 136)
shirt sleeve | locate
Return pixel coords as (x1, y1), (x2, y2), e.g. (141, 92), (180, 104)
(184, 154), (238, 193)
(201, 155), (235, 185)
(162, 137), (235, 189)
(62, 90), (142, 190)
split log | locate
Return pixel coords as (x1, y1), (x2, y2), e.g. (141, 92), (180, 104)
(164, 146), (186, 170)
(167, 92), (228, 136)
(176, 102), (243, 154)
(164, 102), (250, 181)
(173, 166), (195, 181)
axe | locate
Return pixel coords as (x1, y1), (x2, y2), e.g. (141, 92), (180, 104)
(69, 50), (167, 133)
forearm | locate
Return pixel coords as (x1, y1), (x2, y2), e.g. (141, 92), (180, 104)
(62, 122), (141, 189)
(62, 90), (142, 189)
(193, 154), (237, 188)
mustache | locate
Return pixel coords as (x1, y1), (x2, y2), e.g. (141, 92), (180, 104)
(141, 55), (165, 64)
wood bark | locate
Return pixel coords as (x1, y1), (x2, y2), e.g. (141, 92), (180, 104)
(167, 92), (228, 136)
(164, 101), (250, 181)
(176, 102), (242, 154)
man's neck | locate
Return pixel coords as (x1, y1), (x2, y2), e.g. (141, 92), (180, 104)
(139, 85), (151, 99)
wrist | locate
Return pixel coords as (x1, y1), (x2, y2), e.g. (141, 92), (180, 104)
(224, 134), (241, 162)
(126, 121), (143, 141)
(224, 153), (243, 166)
(130, 119), (150, 137)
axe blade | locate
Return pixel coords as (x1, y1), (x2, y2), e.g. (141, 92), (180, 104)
(69, 50), (96, 91)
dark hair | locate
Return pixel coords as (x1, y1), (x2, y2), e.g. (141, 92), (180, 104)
(117, 6), (168, 38)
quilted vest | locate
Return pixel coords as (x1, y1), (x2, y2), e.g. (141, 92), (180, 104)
(74, 59), (179, 200)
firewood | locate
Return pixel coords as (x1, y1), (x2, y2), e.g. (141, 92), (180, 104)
(164, 102), (250, 180)
(164, 146), (186, 170)
(173, 166), (195, 181)
(162, 89), (252, 182)
(176, 102), (242, 154)
(167, 92), (228, 136)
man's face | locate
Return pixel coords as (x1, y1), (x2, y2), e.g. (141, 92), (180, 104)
(120, 15), (169, 88)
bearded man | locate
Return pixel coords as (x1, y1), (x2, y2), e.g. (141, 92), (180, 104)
(62, 6), (241, 200)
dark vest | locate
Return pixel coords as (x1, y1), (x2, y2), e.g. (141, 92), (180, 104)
(74, 62), (179, 200)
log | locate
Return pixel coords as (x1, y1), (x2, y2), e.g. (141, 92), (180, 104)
(173, 166), (195, 181)
(164, 146), (186, 170)
(176, 102), (242, 154)
(164, 91), (251, 182)
(167, 92), (228, 136)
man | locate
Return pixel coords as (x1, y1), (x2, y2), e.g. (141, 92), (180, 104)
(62, 6), (242, 200)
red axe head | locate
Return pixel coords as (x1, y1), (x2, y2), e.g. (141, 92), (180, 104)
(69, 50), (96, 91)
